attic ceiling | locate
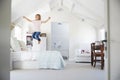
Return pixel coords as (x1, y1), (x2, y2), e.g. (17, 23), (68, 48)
(12, 0), (104, 28)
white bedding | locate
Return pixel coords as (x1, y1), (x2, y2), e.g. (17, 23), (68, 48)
(11, 51), (66, 69)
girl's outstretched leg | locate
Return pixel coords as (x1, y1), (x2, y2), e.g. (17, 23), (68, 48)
(36, 32), (41, 44)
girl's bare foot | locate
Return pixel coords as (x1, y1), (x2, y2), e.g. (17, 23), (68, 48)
(38, 40), (41, 44)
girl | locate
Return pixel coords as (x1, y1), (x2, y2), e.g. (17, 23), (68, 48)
(23, 14), (51, 44)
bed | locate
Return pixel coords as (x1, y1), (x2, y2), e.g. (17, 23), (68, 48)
(10, 36), (65, 70)
(11, 51), (66, 70)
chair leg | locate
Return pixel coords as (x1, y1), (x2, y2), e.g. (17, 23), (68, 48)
(93, 56), (96, 67)
(101, 57), (104, 69)
(91, 53), (93, 66)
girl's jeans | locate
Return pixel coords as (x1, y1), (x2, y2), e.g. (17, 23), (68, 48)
(32, 32), (41, 41)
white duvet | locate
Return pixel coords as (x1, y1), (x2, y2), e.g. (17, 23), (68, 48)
(11, 51), (66, 69)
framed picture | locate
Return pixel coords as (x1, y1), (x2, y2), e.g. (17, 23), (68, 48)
(26, 36), (33, 46)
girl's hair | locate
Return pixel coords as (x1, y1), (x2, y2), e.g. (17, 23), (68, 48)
(35, 14), (41, 20)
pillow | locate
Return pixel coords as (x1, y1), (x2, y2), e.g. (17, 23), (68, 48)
(18, 40), (27, 51)
(10, 37), (21, 52)
(75, 49), (82, 56)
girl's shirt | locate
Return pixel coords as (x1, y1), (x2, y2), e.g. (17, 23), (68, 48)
(32, 20), (42, 32)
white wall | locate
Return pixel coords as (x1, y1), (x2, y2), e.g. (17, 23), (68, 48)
(50, 10), (97, 60)
(0, 0), (11, 80)
(109, 0), (120, 80)
(98, 28), (106, 41)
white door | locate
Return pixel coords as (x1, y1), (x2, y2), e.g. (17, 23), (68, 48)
(51, 22), (69, 59)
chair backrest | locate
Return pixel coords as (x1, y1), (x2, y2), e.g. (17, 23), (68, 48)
(91, 42), (104, 53)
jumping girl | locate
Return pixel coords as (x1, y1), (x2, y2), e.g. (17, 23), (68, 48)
(23, 14), (51, 44)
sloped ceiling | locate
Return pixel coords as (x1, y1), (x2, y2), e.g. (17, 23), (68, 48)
(12, 0), (104, 28)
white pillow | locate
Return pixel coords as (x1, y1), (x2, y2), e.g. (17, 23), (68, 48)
(18, 40), (27, 51)
(75, 49), (82, 56)
(10, 37), (21, 52)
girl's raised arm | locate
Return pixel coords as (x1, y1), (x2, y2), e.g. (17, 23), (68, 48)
(23, 16), (32, 22)
(41, 17), (51, 23)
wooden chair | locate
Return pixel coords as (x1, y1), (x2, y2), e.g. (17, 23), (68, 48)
(91, 42), (104, 69)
